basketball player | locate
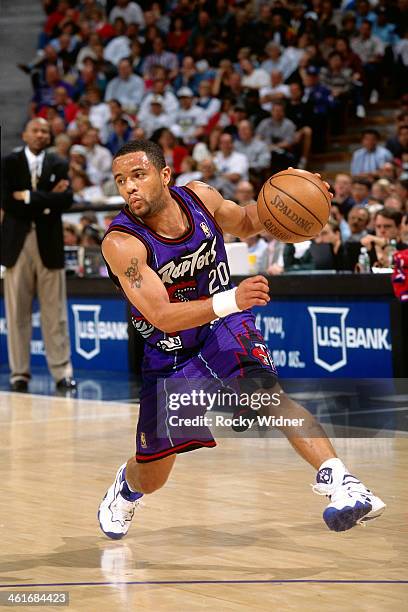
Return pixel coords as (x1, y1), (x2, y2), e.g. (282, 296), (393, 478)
(98, 140), (385, 538)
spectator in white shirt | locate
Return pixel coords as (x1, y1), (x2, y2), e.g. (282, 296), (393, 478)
(105, 57), (145, 113)
(214, 132), (249, 184)
(196, 80), (221, 122)
(170, 87), (206, 145)
(139, 96), (173, 138)
(240, 58), (270, 90)
(86, 86), (111, 144)
(81, 127), (112, 185)
(103, 18), (131, 66)
(138, 76), (179, 121)
(259, 70), (290, 112)
(261, 42), (286, 76)
(109, 0), (145, 28)
(76, 32), (101, 71)
(71, 170), (105, 204)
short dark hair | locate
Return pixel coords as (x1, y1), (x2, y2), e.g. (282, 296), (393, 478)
(328, 51), (342, 61)
(362, 128), (380, 139)
(352, 177), (372, 189)
(109, 99), (122, 107)
(374, 207), (403, 227)
(113, 139), (166, 171)
(350, 205), (370, 219)
(118, 57), (132, 67)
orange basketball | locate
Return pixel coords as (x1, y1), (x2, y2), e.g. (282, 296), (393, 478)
(257, 168), (331, 243)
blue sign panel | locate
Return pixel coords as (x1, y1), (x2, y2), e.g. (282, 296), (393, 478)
(0, 297), (393, 377)
(253, 300), (393, 378)
(0, 297), (129, 371)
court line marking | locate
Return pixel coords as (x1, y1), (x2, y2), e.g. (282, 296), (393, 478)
(0, 391), (139, 407)
(0, 579), (407, 588)
(0, 414), (136, 426)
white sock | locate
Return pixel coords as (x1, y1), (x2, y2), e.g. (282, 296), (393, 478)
(318, 457), (346, 472)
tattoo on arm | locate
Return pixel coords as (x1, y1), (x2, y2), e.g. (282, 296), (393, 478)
(124, 257), (142, 289)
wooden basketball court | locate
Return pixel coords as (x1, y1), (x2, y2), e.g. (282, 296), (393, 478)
(0, 390), (407, 611)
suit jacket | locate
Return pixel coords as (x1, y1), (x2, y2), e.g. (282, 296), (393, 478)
(1, 148), (74, 269)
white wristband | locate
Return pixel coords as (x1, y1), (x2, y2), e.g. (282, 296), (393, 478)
(212, 288), (242, 318)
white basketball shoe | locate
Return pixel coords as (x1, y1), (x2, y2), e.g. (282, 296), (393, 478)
(98, 464), (143, 539)
(313, 459), (386, 532)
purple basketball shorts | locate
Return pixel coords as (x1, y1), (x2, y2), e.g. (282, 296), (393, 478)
(135, 312), (278, 463)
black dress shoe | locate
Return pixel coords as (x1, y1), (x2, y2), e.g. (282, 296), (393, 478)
(10, 379), (28, 392)
(56, 377), (77, 390)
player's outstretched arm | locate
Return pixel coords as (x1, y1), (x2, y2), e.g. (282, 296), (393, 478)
(187, 173), (333, 240)
(103, 231), (270, 333)
(187, 181), (264, 239)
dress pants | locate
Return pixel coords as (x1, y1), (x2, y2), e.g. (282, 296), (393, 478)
(4, 227), (73, 383)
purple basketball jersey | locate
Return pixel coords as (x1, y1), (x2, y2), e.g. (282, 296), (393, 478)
(104, 185), (235, 352)
(103, 185), (279, 463)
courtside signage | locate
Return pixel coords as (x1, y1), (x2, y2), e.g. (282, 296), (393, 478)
(0, 297), (129, 371)
(254, 300), (393, 377)
(0, 297), (393, 376)
(69, 299), (128, 368)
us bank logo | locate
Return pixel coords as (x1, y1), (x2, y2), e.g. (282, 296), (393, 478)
(308, 306), (391, 372)
(71, 304), (128, 360)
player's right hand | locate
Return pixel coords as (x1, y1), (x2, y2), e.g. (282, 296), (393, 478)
(236, 275), (270, 310)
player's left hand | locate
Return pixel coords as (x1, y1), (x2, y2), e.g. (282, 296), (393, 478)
(313, 172), (333, 198)
(288, 167), (333, 199)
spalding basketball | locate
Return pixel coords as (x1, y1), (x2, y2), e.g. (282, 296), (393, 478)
(257, 169), (331, 243)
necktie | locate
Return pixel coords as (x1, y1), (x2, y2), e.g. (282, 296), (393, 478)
(31, 159), (40, 190)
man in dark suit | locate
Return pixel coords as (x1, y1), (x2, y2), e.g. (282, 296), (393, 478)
(1, 118), (76, 392)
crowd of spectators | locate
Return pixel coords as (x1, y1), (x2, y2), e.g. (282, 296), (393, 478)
(248, 168), (408, 275)
(17, 0), (408, 271)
